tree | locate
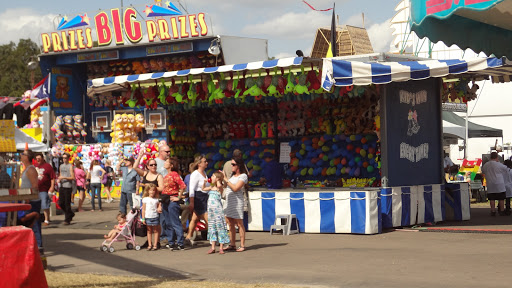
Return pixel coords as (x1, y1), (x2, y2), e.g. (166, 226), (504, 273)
(0, 39), (42, 97)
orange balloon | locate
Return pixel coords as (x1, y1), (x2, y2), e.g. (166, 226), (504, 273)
(361, 137), (367, 144)
(321, 167), (328, 176)
(363, 161), (369, 168)
(312, 138), (319, 144)
(334, 158), (341, 165)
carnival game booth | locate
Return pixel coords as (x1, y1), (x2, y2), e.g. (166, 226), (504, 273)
(85, 52), (504, 234)
(37, 2), (270, 192)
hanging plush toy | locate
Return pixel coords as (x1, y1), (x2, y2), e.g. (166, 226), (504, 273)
(135, 113), (145, 132)
(51, 115), (65, 140)
(63, 115), (75, 139)
(73, 115), (87, 137)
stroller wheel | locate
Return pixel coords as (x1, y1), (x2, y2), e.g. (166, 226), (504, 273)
(101, 245), (108, 252)
(135, 245), (141, 251)
(126, 243), (134, 250)
(108, 246), (115, 253)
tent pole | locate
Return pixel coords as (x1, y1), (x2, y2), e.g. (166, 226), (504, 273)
(465, 107), (468, 159)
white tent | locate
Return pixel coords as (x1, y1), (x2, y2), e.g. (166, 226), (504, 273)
(15, 128), (48, 152)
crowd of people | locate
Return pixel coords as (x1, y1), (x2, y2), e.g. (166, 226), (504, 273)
(19, 144), (250, 253)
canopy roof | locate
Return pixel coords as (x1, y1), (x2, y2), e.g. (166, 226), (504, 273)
(15, 128), (48, 152)
(410, 0), (512, 59)
(321, 56), (502, 90)
(87, 53), (508, 97)
(442, 111), (502, 138)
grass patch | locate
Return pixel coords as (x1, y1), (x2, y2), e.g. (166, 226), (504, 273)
(46, 271), (299, 288)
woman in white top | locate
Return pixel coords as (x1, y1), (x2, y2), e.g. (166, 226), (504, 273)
(88, 160), (106, 211)
(20, 150), (38, 190)
(222, 157), (248, 252)
(184, 155), (210, 246)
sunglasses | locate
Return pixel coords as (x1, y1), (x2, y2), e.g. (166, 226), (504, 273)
(163, 150), (171, 153)
(148, 164), (157, 167)
(231, 163), (237, 166)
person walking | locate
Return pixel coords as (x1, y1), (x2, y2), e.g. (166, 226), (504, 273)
(222, 157), (249, 252)
(58, 153), (75, 224)
(482, 152), (509, 216)
(116, 157), (140, 214)
(34, 153), (55, 226)
(161, 157), (187, 250)
(184, 155), (210, 246)
(102, 160), (115, 203)
(21, 150), (42, 246)
(74, 160), (86, 212)
(88, 160), (106, 212)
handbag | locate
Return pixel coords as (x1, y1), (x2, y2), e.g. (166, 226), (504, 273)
(101, 173), (108, 185)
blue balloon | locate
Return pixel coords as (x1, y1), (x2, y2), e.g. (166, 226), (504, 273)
(317, 160), (324, 166)
(289, 140), (297, 147)
(362, 144), (369, 150)
(323, 135), (332, 141)
(349, 160), (356, 167)
(349, 169), (355, 177)
(306, 145), (314, 151)
(355, 135), (363, 141)
(336, 168), (342, 176)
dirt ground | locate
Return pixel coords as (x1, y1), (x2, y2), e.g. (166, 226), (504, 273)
(41, 201), (512, 288)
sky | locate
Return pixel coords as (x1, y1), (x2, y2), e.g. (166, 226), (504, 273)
(0, 0), (396, 57)
(0, 0), (509, 159)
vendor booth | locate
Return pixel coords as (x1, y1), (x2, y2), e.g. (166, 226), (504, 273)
(38, 2), (507, 235)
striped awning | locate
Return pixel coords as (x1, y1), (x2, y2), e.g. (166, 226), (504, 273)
(321, 57), (504, 90)
(87, 57), (303, 88)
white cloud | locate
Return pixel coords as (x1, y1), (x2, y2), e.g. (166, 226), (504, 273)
(0, 8), (57, 45)
(366, 18), (393, 53)
(242, 11), (330, 40)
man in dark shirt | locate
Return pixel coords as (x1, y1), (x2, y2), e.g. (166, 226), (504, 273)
(0, 156), (12, 189)
(35, 153), (55, 226)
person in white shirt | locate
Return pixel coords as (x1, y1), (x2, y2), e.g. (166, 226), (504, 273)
(481, 152), (509, 216)
(184, 155), (210, 246)
(444, 152), (454, 173)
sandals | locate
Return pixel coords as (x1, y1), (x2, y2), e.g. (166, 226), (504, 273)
(236, 246), (246, 252)
(147, 246), (153, 251)
(207, 248), (216, 254)
(219, 249), (225, 254)
(223, 245), (236, 251)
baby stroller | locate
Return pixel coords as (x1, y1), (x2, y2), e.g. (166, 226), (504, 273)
(101, 209), (142, 253)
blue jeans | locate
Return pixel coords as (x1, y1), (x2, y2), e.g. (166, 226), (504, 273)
(90, 183), (102, 210)
(119, 192), (134, 215)
(29, 199), (42, 248)
(163, 201), (183, 246)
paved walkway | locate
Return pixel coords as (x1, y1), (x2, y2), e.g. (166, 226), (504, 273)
(42, 201), (512, 288)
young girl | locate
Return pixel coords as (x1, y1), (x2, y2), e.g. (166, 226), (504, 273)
(104, 212), (127, 241)
(202, 171), (229, 254)
(142, 184), (162, 250)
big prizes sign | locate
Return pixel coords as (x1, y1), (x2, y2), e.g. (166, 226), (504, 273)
(41, 4), (209, 54)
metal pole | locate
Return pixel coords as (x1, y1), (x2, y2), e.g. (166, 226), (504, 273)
(465, 106), (469, 159)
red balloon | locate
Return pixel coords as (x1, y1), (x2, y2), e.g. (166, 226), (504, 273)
(355, 147), (361, 154)
(347, 144), (354, 151)
(341, 158), (347, 165)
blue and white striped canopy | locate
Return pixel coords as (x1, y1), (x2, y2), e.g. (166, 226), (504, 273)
(321, 57), (504, 90)
(88, 57), (303, 88)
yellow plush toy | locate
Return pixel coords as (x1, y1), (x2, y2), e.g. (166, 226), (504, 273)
(127, 114), (135, 130)
(135, 113), (145, 132)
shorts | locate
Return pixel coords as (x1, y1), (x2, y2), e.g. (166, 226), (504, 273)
(145, 217), (160, 226)
(39, 191), (51, 210)
(488, 192), (506, 200)
(77, 187), (85, 193)
(193, 191), (208, 215)
(105, 179), (113, 188)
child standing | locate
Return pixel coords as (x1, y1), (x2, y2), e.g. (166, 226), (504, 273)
(202, 171), (229, 254)
(142, 184), (162, 250)
(104, 212), (127, 241)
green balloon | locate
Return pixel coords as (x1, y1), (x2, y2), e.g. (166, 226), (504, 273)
(300, 149), (306, 155)
(355, 156), (361, 163)
(323, 155), (329, 161)
(330, 159), (335, 166)
(322, 146), (330, 152)
(367, 166), (374, 173)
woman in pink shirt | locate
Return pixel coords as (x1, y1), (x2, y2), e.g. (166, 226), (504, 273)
(74, 160), (87, 212)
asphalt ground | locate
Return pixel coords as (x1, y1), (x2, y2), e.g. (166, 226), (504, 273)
(41, 200), (512, 288)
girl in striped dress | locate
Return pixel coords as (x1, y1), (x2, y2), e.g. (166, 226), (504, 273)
(202, 171), (229, 254)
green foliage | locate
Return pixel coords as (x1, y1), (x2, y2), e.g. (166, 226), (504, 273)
(0, 39), (42, 97)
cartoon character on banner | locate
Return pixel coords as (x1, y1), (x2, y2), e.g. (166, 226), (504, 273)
(55, 76), (70, 100)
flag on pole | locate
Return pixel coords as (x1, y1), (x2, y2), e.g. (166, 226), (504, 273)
(31, 75), (50, 99)
(326, 3), (337, 58)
